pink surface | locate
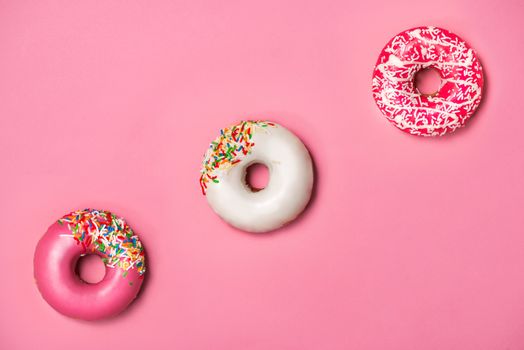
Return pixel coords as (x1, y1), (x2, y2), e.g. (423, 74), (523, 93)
(1, 0), (523, 349)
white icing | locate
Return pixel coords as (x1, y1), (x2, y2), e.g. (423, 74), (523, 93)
(205, 123), (314, 233)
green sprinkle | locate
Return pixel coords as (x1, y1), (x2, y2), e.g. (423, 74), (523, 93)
(199, 121), (276, 194)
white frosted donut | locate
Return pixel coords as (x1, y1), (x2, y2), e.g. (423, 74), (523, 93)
(200, 121), (314, 232)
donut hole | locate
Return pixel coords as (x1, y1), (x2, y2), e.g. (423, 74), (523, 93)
(76, 254), (106, 284)
(415, 67), (442, 96)
(245, 163), (269, 192)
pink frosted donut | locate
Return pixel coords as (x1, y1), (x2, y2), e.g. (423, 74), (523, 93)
(34, 209), (146, 320)
(372, 26), (484, 136)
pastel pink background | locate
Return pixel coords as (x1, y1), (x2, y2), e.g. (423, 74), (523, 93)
(1, 0), (523, 349)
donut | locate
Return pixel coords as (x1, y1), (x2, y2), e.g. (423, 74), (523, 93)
(200, 120), (314, 232)
(372, 26), (484, 136)
(34, 209), (146, 320)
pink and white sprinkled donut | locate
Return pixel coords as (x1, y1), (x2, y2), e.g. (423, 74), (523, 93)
(34, 209), (146, 320)
(372, 26), (484, 136)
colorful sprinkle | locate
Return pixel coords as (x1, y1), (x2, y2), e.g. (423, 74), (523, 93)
(199, 120), (275, 195)
(58, 209), (146, 276)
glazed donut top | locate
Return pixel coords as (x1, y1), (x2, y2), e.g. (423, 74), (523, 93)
(372, 26), (484, 136)
(58, 209), (146, 276)
(199, 120), (275, 195)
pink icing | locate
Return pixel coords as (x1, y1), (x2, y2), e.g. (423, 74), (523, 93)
(34, 221), (144, 320)
(372, 26), (484, 136)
